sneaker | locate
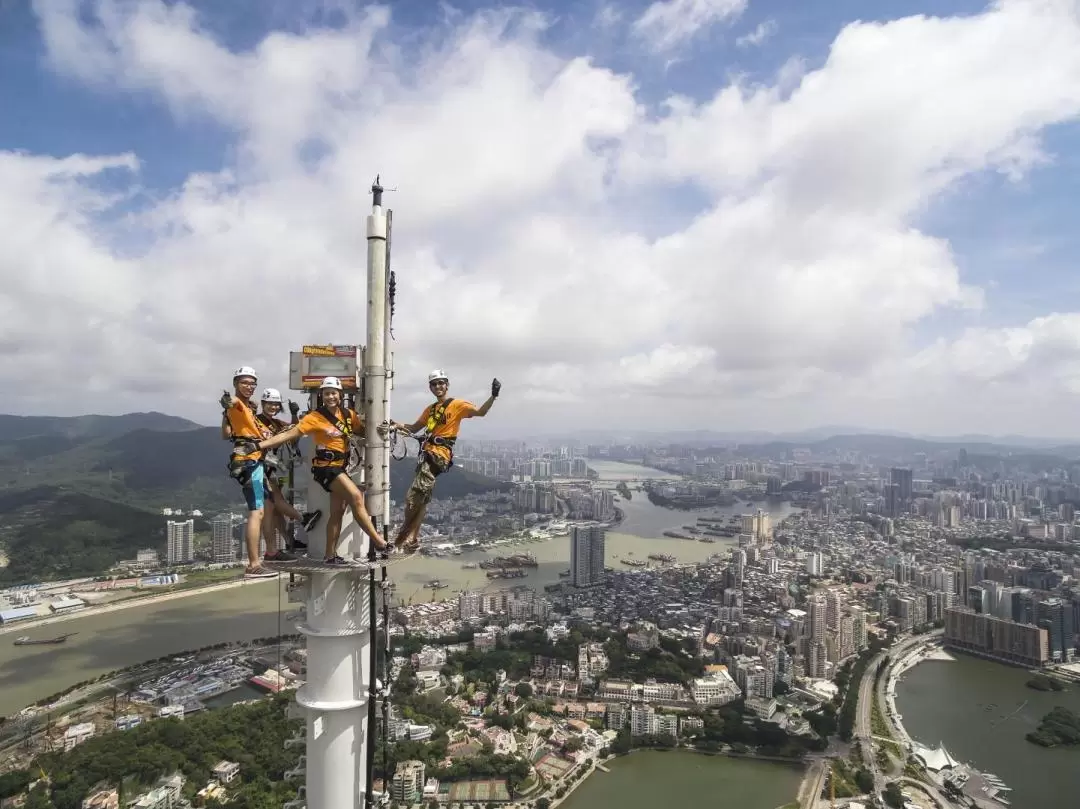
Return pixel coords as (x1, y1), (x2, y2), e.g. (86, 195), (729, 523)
(324, 555), (347, 566)
(302, 510), (323, 532)
(244, 567), (277, 579)
(291, 538), (309, 552)
(265, 550), (298, 563)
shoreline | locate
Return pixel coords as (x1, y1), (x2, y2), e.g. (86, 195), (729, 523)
(0, 576), (279, 637)
(553, 747), (804, 809)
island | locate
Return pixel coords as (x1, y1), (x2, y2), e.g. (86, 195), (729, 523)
(1025, 706), (1080, 748)
(1025, 674), (1066, 692)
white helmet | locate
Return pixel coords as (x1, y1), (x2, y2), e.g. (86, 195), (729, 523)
(320, 376), (343, 390)
(428, 369), (449, 384)
(261, 388), (282, 403)
(233, 366), (257, 381)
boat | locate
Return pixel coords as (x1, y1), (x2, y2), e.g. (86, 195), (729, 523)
(648, 553), (675, 563)
(486, 568), (527, 580)
(14, 633), (77, 646)
(620, 558), (647, 567)
(558, 569), (571, 577)
(461, 562), (479, 569)
(423, 579), (448, 590)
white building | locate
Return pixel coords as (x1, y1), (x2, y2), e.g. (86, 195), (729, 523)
(166, 519), (195, 565)
(210, 515), (235, 563)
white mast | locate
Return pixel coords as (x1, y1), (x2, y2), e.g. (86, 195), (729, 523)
(281, 180), (390, 809)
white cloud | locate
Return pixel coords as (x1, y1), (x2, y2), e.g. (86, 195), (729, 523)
(736, 19), (776, 48)
(5, 0), (1080, 435)
(632, 0), (748, 53)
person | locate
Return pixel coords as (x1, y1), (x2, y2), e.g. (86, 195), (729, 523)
(389, 370), (500, 553)
(254, 376), (387, 564)
(220, 366), (295, 577)
(256, 388), (322, 552)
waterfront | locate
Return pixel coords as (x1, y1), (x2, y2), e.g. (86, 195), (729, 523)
(0, 460), (797, 716)
(895, 652), (1080, 809)
(559, 750), (801, 809)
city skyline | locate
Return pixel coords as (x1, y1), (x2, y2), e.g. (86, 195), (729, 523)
(5, 0), (1080, 434)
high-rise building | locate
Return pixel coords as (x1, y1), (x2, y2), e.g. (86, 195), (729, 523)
(166, 519), (195, 565)
(211, 515), (236, 564)
(944, 607), (1049, 667)
(570, 524), (606, 587)
(1037, 598), (1075, 663)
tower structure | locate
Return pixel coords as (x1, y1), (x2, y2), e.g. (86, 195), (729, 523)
(269, 181), (395, 809)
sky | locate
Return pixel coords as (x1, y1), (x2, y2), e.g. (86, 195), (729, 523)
(3, 0), (1080, 438)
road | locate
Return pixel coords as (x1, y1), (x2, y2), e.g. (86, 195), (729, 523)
(851, 631), (960, 809)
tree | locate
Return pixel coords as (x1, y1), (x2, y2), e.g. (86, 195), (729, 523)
(772, 680), (790, 696)
(855, 769), (875, 794)
(536, 798), (551, 809)
(514, 683), (534, 699)
(883, 782), (905, 809)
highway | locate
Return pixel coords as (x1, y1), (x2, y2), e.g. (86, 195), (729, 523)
(852, 630), (959, 809)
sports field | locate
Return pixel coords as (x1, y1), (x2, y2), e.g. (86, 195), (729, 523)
(444, 779), (511, 803)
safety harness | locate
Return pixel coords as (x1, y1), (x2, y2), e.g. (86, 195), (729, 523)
(314, 406), (360, 469)
(227, 400), (264, 483)
(419, 398), (456, 473)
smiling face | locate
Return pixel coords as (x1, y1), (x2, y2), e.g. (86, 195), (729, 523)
(234, 375), (257, 400)
(261, 400), (282, 416)
(321, 388), (342, 408)
(429, 378), (448, 400)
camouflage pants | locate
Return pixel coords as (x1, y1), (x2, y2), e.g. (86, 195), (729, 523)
(405, 453), (446, 513)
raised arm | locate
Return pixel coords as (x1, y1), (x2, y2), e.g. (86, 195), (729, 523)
(474, 378), (501, 417)
(258, 424), (302, 452)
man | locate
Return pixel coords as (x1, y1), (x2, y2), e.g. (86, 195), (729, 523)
(255, 376), (387, 563)
(389, 370), (500, 553)
(220, 367), (296, 577)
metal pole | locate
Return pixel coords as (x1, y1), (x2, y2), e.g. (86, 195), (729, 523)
(362, 177), (390, 808)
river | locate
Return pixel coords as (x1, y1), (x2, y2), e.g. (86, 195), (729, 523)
(560, 750), (801, 809)
(895, 653), (1080, 809)
(0, 460), (798, 716)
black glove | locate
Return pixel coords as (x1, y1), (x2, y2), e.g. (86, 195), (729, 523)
(491, 378), (501, 398)
(219, 391), (232, 411)
(288, 400), (300, 417)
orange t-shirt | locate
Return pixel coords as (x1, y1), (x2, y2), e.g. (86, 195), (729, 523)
(298, 407), (364, 467)
(226, 399), (264, 462)
(418, 398), (477, 462)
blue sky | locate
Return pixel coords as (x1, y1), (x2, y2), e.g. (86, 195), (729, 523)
(3, 0), (1080, 435)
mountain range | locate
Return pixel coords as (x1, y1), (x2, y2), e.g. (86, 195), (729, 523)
(0, 412), (510, 585)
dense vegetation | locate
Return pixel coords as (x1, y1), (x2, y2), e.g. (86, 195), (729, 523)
(381, 664), (530, 792)
(1026, 674), (1066, 692)
(1026, 707), (1080, 748)
(0, 696), (299, 809)
(0, 412), (507, 584)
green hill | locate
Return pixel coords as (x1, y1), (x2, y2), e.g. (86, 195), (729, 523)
(0, 413), (509, 585)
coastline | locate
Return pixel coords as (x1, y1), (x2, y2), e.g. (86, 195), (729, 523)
(0, 576), (279, 637)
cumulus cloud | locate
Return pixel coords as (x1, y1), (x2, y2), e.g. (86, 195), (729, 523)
(4, 0), (1080, 434)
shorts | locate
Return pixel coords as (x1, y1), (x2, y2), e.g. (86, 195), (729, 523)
(313, 465), (346, 494)
(235, 460), (266, 512)
(405, 453), (447, 512)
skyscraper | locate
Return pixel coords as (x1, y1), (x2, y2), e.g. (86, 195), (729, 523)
(166, 519), (194, 564)
(570, 524), (606, 587)
(211, 514), (236, 563)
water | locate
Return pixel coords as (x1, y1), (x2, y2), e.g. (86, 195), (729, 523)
(895, 653), (1080, 809)
(0, 460), (798, 715)
(559, 750), (801, 809)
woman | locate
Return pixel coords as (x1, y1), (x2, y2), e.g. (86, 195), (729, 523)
(257, 387), (322, 552)
(255, 376), (387, 563)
